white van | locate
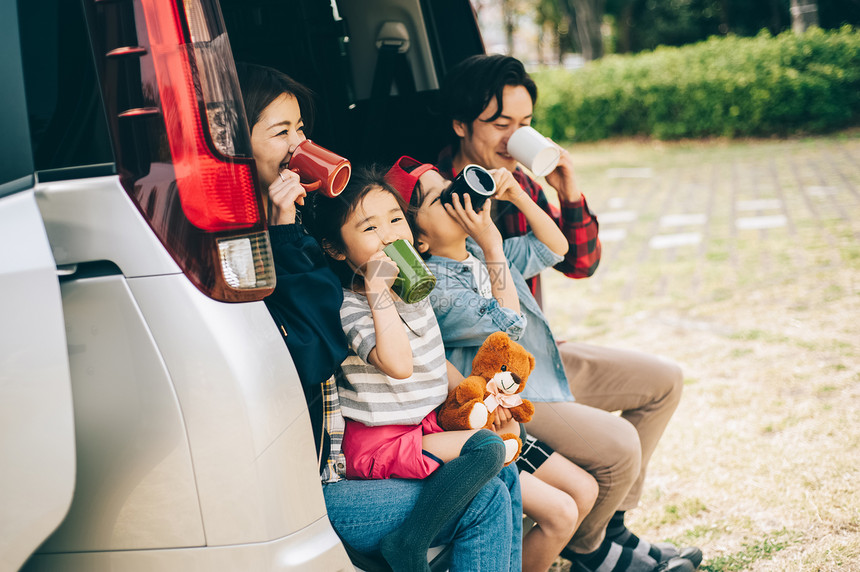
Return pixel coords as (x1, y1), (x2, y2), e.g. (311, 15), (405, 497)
(1, 0), (483, 570)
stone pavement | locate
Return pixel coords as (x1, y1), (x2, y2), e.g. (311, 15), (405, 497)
(541, 134), (860, 572)
(542, 135), (860, 338)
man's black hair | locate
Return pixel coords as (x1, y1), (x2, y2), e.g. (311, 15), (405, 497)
(438, 54), (537, 142)
(236, 62), (315, 135)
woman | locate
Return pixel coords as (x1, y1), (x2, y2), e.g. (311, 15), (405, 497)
(236, 62), (522, 572)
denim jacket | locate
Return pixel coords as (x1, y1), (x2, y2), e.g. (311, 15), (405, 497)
(426, 233), (575, 402)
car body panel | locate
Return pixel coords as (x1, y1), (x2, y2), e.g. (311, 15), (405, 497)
(0, 191), (75, 572)
(38, 273), (204, 553)
(127, 274), (326, 545)
(34, 175), (181, 278)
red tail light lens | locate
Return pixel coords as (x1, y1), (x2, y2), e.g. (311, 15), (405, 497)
(88, 0), (274, 302)
(140, 0), (257, 232)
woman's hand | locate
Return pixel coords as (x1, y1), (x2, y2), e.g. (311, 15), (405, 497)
(444, 193), (503, 254)
(267, 168), (306, 225)
(489, 168), (526, 203)
(362, 250), (400, 294)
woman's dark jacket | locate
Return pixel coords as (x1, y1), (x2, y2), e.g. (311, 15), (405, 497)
(263, 223), (348, 468)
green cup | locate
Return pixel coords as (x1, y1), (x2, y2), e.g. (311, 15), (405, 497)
(383, 239), (437, 304)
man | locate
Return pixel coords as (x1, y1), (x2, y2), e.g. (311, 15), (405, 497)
(436, 54), (701, 572)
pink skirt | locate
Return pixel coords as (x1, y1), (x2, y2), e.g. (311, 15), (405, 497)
(343, 410), (445, 479)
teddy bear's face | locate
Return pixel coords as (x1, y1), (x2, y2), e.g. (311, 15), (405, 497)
(490, 366), (520, 394)
(471, 332), (535, 395)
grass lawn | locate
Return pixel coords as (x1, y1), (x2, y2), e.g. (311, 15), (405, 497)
(541, 131), (860, 571)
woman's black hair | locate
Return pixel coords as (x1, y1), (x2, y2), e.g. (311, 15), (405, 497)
(438, 54), (537, 145)
(236, 62), (315, 134)
(306, 165), (411, 288)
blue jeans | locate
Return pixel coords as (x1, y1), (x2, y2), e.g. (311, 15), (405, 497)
(498, 464), (523, 571)
(324, 464), (522, 572)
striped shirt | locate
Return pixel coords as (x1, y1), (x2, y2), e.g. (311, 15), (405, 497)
(337, 288), (449, 426)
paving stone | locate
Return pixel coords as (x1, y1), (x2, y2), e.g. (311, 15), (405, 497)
(649, 232), (702, 249)
(660, 213), (707, 227)
(736, 199), (783, 211)
(599, 210), (638, 224)
(735, 215), (788, 230)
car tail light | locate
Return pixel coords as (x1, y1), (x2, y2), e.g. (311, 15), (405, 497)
(86, 0), (274, 302)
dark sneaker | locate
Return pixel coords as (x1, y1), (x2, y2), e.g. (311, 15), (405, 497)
(678, 546), (703, 569)
(653, 542), (703, 569)
(658, 556), (696, 572)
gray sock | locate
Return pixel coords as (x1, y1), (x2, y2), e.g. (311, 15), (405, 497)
(379, 430), (505, 572)
(569, 540), (658, 572)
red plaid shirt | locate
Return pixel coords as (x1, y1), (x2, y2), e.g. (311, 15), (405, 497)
(436, 147), (601, 303)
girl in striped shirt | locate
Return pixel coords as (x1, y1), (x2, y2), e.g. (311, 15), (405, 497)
(310, 166), (522, 477)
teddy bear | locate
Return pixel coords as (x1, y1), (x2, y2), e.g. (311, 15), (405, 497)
(437, 332), (536, 465)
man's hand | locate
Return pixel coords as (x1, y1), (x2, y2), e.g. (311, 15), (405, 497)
(268, 169), (307, 225)
(544, 146), (581, 203)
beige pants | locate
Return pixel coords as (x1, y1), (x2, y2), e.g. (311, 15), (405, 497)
(526, 340), (683, 553)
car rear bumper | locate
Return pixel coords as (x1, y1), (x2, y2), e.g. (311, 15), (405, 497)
(23, 515), (353, 571)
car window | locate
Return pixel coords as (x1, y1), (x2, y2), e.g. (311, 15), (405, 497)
(17, 0), (114, 178)
(421, 0), (484, 78)
(0, 2), (34, 197)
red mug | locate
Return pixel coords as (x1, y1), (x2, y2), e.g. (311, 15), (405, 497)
(288, 140), (352, 198)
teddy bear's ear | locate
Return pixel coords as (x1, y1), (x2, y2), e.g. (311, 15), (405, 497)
(487, 331), (509, 350)
(485, 332), (511, 358)
(509, 337), (534, 381)
(471, 332), (511, 378)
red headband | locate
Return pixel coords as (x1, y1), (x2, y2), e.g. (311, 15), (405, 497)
(385, 156), (438, 204)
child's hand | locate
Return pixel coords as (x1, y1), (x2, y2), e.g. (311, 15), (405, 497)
(444, 193), (503, 254)
(362, 250), (399, 293)
(489, 168), (526, 204)
(268, 168), (307, 225)
(492, 406), (514, 431)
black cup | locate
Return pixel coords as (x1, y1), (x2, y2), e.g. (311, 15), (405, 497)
(439, 164), (496, 211)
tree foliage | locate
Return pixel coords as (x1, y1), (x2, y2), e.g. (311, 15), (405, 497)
(531, 26), (860, 141)
(520, 0), (860, 59)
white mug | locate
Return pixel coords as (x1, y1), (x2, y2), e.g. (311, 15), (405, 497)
(507, 126), (561, 177)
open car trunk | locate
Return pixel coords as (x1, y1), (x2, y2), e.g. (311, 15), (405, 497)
(221, 0), (485, 167)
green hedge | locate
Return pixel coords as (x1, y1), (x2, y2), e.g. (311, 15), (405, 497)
(532, 26), (860, 141)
